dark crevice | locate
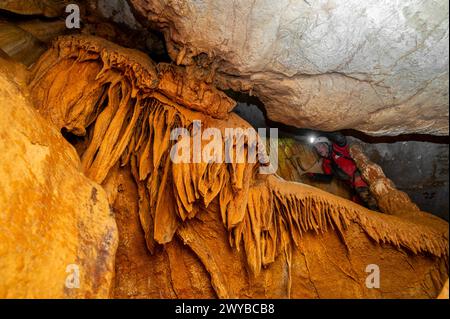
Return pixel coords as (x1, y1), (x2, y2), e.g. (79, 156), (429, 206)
(341, 129), (449, 144)
(60, 127), (84, 145)
(0, 9), (64, 22)
(144, 29), (171, 63)
(230, 90), (449, 144)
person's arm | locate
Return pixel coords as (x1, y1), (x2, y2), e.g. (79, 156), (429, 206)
(305, 158), (333, 182)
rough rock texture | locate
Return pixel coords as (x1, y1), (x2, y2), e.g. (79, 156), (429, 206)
(0, 58), (118, 298)
(27, 35), (448, 298)
(349, 138), (449, 221)
(350, 144), (447, 233)
(129, 0), (449, 136)
(103, 163), (447, 299)
(438, 279), (449, 299)
(0, 21), (47, 67)
(0, 18), (69, 67)
(0, 0), (69, 17)
(97, 0), (142, 30)
(106, 164), (448, 299)
(103, 165), (216, 298)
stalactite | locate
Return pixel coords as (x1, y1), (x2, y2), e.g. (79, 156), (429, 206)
(28, 35), (448, 282)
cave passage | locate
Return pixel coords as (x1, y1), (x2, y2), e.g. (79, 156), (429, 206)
(0, 0), (448, 300)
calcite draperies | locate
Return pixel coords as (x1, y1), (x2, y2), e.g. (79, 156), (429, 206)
(28, 35), (448, 284)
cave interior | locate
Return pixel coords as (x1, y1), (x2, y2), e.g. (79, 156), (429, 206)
(0, 0), (448, 299)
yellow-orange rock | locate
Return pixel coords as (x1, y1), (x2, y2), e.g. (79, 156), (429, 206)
(0, 58), (118, 298)
(106, 164), (448, 298)
(0, 21), (47, 67)
(0, 0), (68, 17)
(26, 35), (449, 299)
(437, 279), (449, 299)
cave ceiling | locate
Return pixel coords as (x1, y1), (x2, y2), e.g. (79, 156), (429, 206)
(126, 0), (449, 136)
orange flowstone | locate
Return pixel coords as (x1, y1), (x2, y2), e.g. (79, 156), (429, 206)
(25, 35), (449, 298)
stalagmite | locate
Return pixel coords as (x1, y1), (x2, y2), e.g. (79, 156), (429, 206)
(350, 144), (448, 232)
(24, 35), (448, 298)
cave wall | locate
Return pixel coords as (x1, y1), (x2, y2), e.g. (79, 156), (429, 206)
(234, 102), (449, 220)
(22, 34), (448, 299)
(350, 138), (449, 221)
(0, 58), (118, 298)
(0, 1), (448, 298)
(97, 0), (141, 30)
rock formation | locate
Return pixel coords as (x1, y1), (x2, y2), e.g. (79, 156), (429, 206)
(0, 1), (448, 299)
(0, 0), (70, 17)
(438, 279), (449, 299)
(350, 144), (448, 231)
(0, 57), (118, 298)
(128, 0), (449, 136)
(17, 35), (447, 298)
